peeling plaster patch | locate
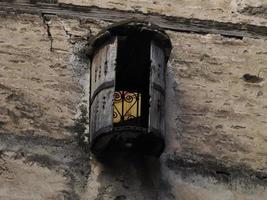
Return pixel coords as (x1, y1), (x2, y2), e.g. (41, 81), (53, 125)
(82, 159), (102, 200)
(161, 154), (267, 200)
(234, 0), (267, 18)
(0, 13), (84, 138)
(0, 151), (69, 200)
(164, 62), (182, 153)
(71, 41), (90, 145)
(0, 132), (91, 199)
(166, 153), (267, 188)
(83, 154), (163, 200)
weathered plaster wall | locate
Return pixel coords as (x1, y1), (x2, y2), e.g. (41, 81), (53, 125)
(59, 0), (267, 25)
(0, 14), (77, 139)
(1, 1), (267, 199)
(166, 32), (267, 172)
(0, 14), (95, 199)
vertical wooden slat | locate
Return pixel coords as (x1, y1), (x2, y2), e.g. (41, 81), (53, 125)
(150, 40), (165, 88)
(90, 37), (117, 140)
(149, 40), (166, 134)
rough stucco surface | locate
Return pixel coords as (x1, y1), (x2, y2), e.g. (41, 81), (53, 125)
(1, 1), (267, 199)
(0, 14), (94, 199)
(0, 14), (78, 139)
(166, 32), (267, 171)
(0, 152), (68, 200)
(236, 0), (267, 18)
(59, 0), (267, 25)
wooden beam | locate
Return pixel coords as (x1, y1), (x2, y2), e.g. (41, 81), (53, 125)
(1, 1), (267, 39)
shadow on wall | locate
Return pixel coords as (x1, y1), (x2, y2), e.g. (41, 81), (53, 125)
(29, 0), (58, 3)
(93, 152), (168, 200)
(88, 64), (177, 199)
(4, 0), (59, 3)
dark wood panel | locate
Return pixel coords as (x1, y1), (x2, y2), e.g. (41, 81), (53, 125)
(89, 37), (117, 141)
(148, 41), (165, 134)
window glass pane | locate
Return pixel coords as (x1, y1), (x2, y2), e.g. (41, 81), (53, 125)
(113, 91), (141, 124)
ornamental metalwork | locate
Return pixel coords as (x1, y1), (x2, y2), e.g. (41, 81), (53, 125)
(113, 91), (141, 124)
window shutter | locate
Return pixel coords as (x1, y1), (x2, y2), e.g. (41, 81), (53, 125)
(90, 37), (117, 141)
(148, 40), (165, 135)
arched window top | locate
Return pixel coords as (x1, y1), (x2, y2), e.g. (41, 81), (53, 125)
(84, 20), (172, 62)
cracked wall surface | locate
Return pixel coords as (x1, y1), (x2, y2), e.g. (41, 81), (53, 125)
(1, 1), (267, 200)
(59, 0), (267, 26)
(0, 13), (93, 199)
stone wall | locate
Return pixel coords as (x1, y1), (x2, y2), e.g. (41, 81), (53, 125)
(59, 0), (267, 25)
(1, 1), (267, 200)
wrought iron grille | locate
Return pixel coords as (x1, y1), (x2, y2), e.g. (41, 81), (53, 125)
(113, 91), (141, 124)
